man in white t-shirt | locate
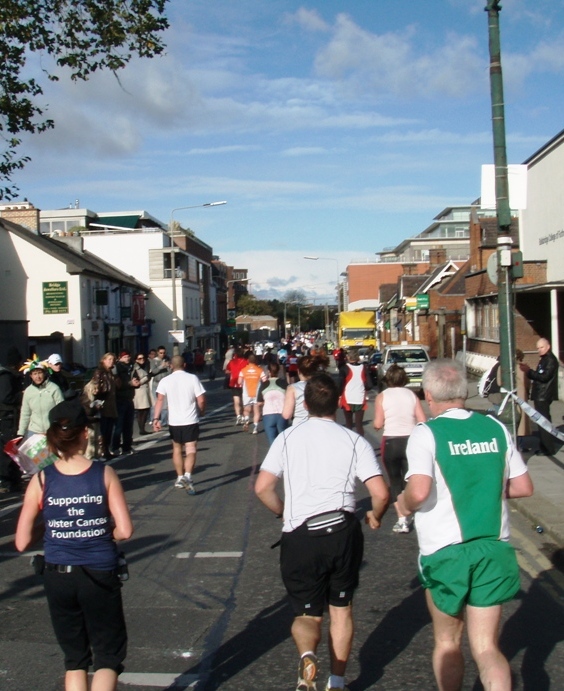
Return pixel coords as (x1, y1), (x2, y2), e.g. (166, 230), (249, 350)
(397, 359), (533, 691)
(153, 356), (206, 494)
(255, 372), (389, 691)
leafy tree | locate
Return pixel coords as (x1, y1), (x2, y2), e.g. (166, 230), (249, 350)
(0, 0), (169, 198)
(236, 294), (273, 316)
(282, 289), (307, 305)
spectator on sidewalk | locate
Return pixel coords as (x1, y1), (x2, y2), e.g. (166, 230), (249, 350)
(132, 353), (151, 436)
(520, 337), (560, 455)
(397, 359), (533, 691)
(111, 351), (140, 455)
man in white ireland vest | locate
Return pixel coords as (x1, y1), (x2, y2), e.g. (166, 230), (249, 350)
(397, 359), (533, 691)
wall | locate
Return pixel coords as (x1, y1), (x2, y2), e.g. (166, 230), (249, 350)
(521, 134), (564, 282)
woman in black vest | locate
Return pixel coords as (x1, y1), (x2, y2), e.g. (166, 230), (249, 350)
(15, 398), (133, 691)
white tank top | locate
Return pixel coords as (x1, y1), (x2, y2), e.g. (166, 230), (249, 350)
(382, 387), (420, 437)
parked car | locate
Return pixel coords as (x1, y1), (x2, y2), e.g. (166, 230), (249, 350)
(356, 346), (373, 363)
(377, 345), (430, 392)
(368, 351), (383, 384)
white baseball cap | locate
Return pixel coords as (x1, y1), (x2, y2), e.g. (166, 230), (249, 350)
(47, 353), (63, 365)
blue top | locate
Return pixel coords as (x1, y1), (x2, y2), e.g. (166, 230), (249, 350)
(42, 461), (118, 570)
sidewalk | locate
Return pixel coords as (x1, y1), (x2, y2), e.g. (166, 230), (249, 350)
(466, 381), (564, 547)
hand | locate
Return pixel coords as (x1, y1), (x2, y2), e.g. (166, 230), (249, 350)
(365, 511), (382, 530)
(153, 420), (161, 431)
(519, 362), (530, 373)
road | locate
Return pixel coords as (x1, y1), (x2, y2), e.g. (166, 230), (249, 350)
(0, 379), (563, 690)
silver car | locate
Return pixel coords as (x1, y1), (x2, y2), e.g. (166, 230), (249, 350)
(377, 345), (430, 392)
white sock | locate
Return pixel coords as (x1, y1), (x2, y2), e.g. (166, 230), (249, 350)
(328, 675), (345, 689)
(183, 473), (192, 480)
(177, 475), (184, 480)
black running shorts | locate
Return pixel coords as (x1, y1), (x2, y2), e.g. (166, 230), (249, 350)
(280, 515), (364, 617)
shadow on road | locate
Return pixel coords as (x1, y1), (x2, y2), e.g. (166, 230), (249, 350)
(498, 548), (564, 691)
(186, 597), (293, 690)
(350, 582), (429, 691)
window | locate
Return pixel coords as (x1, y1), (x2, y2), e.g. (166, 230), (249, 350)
(469, 299), (499, 341)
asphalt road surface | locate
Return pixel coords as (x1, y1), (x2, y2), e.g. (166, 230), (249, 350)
(0, 379), (563, 690)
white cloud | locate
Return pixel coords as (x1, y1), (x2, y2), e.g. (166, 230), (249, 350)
(286, 8), (330, 33)
(314, 15), (486, 99)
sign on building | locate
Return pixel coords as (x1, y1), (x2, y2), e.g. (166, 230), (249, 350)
(43, 281), (68, 314)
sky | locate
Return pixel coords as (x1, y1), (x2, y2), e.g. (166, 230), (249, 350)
(11, 0), (564, 302)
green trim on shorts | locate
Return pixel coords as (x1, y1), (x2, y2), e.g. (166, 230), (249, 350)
(418, 539), (520, 617)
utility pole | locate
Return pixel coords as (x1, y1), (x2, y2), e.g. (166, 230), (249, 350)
(486, 0), (518, 437)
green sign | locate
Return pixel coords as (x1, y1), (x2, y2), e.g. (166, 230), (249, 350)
(43, 281), (68, 314)
(416, 294), (430, 310)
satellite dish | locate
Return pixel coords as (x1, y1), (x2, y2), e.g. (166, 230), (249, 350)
(487, 252), (498, 285)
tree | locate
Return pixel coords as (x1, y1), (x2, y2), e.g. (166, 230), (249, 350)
(0, 0), (169, 199)
(236, 294), (274, 316)
(282, 289), (307, 305)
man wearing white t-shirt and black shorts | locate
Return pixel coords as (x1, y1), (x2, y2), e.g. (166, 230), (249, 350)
(397, 359), (533, 691)
(256, 372), (389, 691)
(153, 356), (205, 495)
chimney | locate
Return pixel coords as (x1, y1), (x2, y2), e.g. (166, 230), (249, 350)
(428, 248), (446, 267)
(0, 201), (40, 233)
(402, 263), (417, 276)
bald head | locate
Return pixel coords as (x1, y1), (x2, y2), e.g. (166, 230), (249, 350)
(171, 355), (185, 371)
(536, 338), (551, 357)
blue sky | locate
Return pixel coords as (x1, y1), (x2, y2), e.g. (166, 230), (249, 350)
(13, 0), (564, 301)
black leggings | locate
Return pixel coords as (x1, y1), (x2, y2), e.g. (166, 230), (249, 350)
(381, 436), (409, 502)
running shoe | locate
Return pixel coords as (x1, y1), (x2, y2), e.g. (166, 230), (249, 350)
(185, 480), (196, 495)
(235, 415), (243, 425)
(242, 418), (249, 432)
(297, 653), (318, 690)
(174, 476), (189, 489)
(325, 687), (349, 691)
(252, 424), (259, 435)
(392, 518), (410, 534)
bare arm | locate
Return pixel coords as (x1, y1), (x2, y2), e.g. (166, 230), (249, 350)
(414, 396), (427, 424)
(105, 466), (134, 541)
(364, 475), (390, 529)
(506, 471), (534, 498)
(281, 385), (296, 421)
(373, 392), (385, 430)
(255, 469), (284, 516)
(197, 393), (206, 417)
(15, 475), (43, 551)
(397, 474), (433, 515)
(153, 393), (165, 430)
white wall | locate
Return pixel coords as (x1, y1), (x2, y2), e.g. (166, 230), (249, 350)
(520, 140), (564, 282)
(83, 232), (162, 284)
(8, 233), (84, 357)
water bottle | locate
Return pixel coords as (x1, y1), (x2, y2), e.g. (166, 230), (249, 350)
(117, 552), (129, 581)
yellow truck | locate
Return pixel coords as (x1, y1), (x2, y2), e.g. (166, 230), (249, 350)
(338, 311), (376, 350)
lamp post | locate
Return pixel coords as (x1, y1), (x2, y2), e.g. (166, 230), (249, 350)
(168, 200), (227, 354)
(485, 1), (517, 438)
(304, 256), (341, 339)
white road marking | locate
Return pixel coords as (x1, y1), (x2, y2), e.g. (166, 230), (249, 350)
(175, 551), (242, 559)
(118, 672), (199, 687)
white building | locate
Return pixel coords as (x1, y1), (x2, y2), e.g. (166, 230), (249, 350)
(0, 210), (149, 366)
(39, 207), (220, 353)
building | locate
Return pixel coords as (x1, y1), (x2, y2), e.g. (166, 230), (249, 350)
(39, 206), (224, 354)
(0, 207), (149, 366)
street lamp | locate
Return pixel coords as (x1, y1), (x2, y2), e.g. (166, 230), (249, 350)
(304, 256), (341, 340)
(303, 256), (341, 312)
(168, 200), (227, 354)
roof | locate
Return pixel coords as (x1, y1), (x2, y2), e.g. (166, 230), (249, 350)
(0, 218), (150, 291)
(415, 260), (463, 293)
(436, 259), (471, 295)
(93, 215), (141, 229)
